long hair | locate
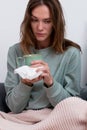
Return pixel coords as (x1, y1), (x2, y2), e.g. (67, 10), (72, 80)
(20, 0), (81, 54)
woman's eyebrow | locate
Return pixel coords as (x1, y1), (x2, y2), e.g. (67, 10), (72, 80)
(31, 14), (51, 20)
(31, 15), (37, 19)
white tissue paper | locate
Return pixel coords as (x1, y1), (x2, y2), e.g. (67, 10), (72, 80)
(14, 65), (42, 80)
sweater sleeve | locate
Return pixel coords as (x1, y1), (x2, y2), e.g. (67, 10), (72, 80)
(4, 46), (33, 113)
(44, 48), (81, 106)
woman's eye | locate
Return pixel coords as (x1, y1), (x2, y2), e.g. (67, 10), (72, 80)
(44, 20), (51, 24)
(31, 19), (38, 22)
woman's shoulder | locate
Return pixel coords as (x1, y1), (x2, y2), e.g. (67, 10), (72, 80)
(63, 46), (81, 63)
(8, 43), (23, 56)
(65, 46), (81, 58)
(67, 46), (80, 53)
(9, 43), (20, 50)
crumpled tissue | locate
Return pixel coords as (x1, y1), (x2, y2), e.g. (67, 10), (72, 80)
(14, 65), (42, 80)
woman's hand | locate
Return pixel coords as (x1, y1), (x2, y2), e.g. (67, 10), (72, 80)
(31, 60), (53, 87)
(21, 75), (42, 86)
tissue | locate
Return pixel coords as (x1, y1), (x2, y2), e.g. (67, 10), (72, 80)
(14, 65), (42, 80)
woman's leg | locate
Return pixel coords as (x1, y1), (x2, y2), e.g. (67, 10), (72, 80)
(0, 97), (87, 130)
(34, 97), (87, 130)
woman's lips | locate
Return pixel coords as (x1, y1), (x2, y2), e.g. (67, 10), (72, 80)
(36, 33), (45, 37)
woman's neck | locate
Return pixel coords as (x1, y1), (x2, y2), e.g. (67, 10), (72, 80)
(36, 40), (51, 49)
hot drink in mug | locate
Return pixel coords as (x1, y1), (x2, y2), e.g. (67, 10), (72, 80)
(16, 54), (42, 67)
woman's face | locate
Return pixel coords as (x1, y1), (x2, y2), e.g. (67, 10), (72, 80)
(31, 5), (53, 47)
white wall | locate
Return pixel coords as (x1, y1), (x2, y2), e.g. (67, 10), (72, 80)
(0, 0), (28, 82)
(0, 0), (87, 87)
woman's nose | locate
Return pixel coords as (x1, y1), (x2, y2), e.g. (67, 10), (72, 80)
(37, 21), (44, 30)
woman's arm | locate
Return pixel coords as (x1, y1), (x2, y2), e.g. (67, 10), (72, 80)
(44, 48), (81, 106)
(5, 46), (33, 113)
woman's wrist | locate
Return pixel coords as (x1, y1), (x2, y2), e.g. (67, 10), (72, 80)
(23, 82), (33, 87)
(27, 83), (33, 87)
(44, 82), (53, 88)
(21, 79), (33, 87)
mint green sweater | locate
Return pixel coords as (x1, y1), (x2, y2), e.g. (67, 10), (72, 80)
(5, 43), (81, 113)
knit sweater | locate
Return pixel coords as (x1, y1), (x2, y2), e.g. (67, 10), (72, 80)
(5, 43), (81, 113)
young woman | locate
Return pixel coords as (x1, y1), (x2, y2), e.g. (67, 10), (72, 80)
(0, 0), (84, 130)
